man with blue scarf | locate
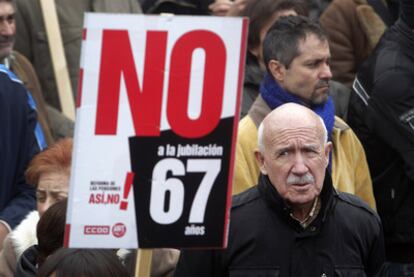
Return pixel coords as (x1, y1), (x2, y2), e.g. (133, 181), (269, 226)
(233, 15), (375, 210)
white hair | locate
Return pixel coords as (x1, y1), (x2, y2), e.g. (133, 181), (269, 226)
(318, 116), (328, 144)
(257, 121), (265, 153)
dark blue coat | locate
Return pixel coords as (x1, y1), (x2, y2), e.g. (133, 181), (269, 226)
(0, 65), (46, 229)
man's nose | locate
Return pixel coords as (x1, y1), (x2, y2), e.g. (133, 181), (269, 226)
(291, 154), (309, 175)
(319, 63), (332, 80)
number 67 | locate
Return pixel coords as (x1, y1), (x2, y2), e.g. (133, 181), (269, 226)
(150, 158), (221, 225)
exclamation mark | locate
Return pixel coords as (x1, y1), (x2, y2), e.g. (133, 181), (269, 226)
(120, 172), (135, 210)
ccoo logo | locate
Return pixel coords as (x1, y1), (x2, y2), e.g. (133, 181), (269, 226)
(84, 225), (110, 235)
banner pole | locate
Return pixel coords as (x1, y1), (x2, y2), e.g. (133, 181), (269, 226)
(39, 0), (76, 120)
(135, 249), (153, 277)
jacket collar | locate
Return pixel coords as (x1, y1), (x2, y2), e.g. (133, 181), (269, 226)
(257, 170), (336, 230)
(248, 95), (272, 128)
(393, 19), (414, 59)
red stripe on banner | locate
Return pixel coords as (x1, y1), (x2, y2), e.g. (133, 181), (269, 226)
(223, 18), (249, 247)
(82, 28), (87, 40)
(76, 68), (84, 108)
(64, 224), (71, 247)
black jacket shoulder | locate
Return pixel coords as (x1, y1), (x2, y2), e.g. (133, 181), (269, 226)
(232, 185), (261, 210)
(337, 192), (378, 216)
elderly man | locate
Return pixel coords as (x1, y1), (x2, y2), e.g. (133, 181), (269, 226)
(234, 15), (376, 210)
(175, 103), (385, 276)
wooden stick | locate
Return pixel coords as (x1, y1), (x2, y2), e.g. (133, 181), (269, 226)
(39, 0), (76, 120)
(135, 249), (153, 277)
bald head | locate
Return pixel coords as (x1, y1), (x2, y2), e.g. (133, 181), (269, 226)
(258, 103), (328, 153)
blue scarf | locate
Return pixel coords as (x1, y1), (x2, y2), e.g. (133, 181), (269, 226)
(260, 73), (335, 170)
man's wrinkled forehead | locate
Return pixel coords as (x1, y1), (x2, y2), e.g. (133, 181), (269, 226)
(266, 125), (322, 145)
(263, 109), (326, 146)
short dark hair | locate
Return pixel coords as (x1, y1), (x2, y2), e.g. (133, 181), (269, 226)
(37, 248), (129, 277)
(263, 15), (327, 69)
(36, 200), (67, 266)
(243, 0), (308, 51)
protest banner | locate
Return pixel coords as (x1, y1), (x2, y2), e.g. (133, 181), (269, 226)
(65, 13), (247, 249)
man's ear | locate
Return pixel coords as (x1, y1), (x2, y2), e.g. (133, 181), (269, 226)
(254, 150), (268, 175)
(268, 59), (286, 83)
(324, 142), (333, 166)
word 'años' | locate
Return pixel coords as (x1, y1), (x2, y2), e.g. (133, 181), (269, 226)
(185, 224), (205, 236)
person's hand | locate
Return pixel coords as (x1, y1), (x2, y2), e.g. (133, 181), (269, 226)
(208, 0), (233, 16)
(0, 223), (10, 251)
(226, 0), (247, 17)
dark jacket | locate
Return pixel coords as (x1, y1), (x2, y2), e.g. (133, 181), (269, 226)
(7, 51), (54, 145)
(240, 52), (263, 118)
(15, 245), (38, 277)
(9, 50), (74, 142)
(175, 173), (385, 276)
(0, 65), (45, 229)
(348, 19), (414, 262)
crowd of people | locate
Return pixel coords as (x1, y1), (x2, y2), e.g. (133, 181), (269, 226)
(0, 0), (412, 276)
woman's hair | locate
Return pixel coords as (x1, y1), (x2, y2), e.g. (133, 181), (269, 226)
(36, 200), (67, 266)
(25, 138), (73, 187)
(242, 0), (308, 51)
(37, 248), (129, 277)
